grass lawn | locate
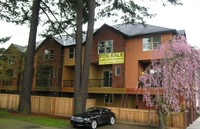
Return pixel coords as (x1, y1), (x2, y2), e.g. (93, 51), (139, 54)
(0, 109), (70, 128)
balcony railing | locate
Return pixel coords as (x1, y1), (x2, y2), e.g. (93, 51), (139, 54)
(35, 80), (61, 91)
(63, 79), (112, 88)
(63, 80), (74, 87)
(36, 80), (52, 87)
(0, 80), (12, 86)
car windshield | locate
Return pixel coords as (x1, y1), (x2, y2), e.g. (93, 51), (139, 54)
(86, 108), (101, 115)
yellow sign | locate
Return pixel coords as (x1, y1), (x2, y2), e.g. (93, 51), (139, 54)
(99, 52), (124, 65)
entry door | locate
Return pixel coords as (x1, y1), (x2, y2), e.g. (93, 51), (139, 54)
(103, 71), (112, 87)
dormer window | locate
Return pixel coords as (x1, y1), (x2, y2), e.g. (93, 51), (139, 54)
(98, 40), (113, 54)
(142, 35), (161, 51)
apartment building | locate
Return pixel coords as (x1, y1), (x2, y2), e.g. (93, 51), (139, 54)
(62, 23), (185, 108)
(32, 36), (66, 96)
(0, 44), (26, 92)
(0, 23), (185, 109)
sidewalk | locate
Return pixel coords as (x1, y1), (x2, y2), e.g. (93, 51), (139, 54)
(187, 117), (200, 129)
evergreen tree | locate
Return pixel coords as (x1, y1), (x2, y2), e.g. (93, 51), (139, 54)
(0, 0), (182, 114)
(0, 37), (11, 44)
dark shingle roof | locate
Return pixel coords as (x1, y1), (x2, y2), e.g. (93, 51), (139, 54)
(176, 30), (186, 36)
(110, 23), (177, 36)
(54, 35), (76, 46)
(1, 44), (27, 55)
(12, 44), (27, 52)
(36, 34), (86, 48)
(36, 23), (182, 47)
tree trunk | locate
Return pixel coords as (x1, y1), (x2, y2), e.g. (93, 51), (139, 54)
(74, 0), (95, 114)
(157, 109), (165, 129)
(74, 0), (83, 114)
(80, 0), (95, 112)
(19, 0), (41, 114)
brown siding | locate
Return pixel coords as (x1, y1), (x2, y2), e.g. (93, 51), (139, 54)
(125, 33), (173, 89)
(34, 38), (64, 87)
(92, 26), (126, 88)
(92, 26), (125, 62)
(0, 45), (23, 87)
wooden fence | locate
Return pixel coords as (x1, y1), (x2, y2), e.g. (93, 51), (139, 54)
(0, 94), (187, 129)
(108, 107), (187, 129)
(0, 94), (95, 116)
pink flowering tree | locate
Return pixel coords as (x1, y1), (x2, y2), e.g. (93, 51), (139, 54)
(140, 36), (200, 129)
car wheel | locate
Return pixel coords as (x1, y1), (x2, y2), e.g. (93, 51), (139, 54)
(91, 120), (97, 129)
(109, 116), (115, 125)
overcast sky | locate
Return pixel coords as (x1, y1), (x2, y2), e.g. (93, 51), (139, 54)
(0, 0), (200, 49)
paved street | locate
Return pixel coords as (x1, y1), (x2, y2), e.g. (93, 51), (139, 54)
(0, 118), (155, 129)
(187, 117), (200, 129)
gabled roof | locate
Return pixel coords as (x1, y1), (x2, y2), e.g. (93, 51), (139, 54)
(1, 44), (27, 55)
(36, 34), (86, 48)
(106, 23), (177, 37)
(36, 23), (183, 47)
(12, 44), (27, 52)
(54, 35), (77, 46)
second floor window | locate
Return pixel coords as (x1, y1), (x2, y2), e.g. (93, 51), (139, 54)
(53, 69), (58, 77)
(69, 47), (75, 58)
(8, 56), (15, 64)
(98, 40), (113, 54)
(44, 49), (54, 60)
(6, 69), (14, 77)
(142, 35), (161, 51)
(115, 66), (121, 76)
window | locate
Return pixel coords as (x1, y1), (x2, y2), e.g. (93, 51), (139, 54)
(13, 71), (16, 77)
(69, 47), (75, 58)
(153, 36), (161, 49)
(44, 49), (54, 60)
(115, 66), (121, 76)
(53, 69), (58, 77)
(8, 56), (15, 64)
(104, 94), (113, 104)
(142, 35), (161, 51)
(6, 69), (14, 77)
(98, 40), (113, 54)
(142, 38), (151, 51)
(103, 71), (112, 87)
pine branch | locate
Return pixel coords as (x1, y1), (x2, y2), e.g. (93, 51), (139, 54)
(0, 36), (11, 44)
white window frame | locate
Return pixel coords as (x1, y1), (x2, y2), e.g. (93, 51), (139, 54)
(98, 40), (113, 54)
(68, 47), (75, 59)
(142, 37), (152, 51)
(44, 49), (54, 60)
(13, 70), (16, 77)
(142, 35), (161, 51)
(8, 56), (15, 64)
(53, 69), (58, 77)
(115, 66), (121, 76)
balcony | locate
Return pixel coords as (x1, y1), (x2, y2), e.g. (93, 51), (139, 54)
(0, 80), (12, 86)
(34, 80), (61, 91)
(36, 80), (52, 87)
(63, 79), (124, 94)
(63, 79), (112, 88)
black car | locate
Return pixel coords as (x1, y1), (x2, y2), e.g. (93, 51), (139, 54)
(70, 107), (115, 129)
